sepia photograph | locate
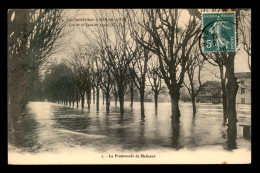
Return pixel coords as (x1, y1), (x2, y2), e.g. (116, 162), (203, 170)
(7, 8), (251, 164)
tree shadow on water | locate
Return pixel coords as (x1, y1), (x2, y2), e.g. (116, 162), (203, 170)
(8, 111), (41, 153)
(137, 116), (146, 148)
(170, 120), (182, 150)
(225, 125), (237, 150)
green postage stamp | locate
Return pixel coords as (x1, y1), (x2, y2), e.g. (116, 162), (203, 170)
(202, 12), (236, 52)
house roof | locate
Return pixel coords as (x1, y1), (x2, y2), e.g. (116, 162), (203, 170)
(198, 81), (221, 97)
(201, 81), (221, 88)
(235, 72), (251, 79)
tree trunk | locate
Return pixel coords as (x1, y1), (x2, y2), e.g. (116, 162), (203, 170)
(170, 92), (181, 122)
(154, 92), (158, 115)
(226, 76), (238, 131)
(226, 79), (238, 150)
(130, 82), (134, 107)
(72, 94), (74, 107)
(96, 87), (100, 111)
(191, 96), (196, 116)
(69, 95), (71, 107)
(225, 53), (239, 149)
(219, 64), (228, 124)
(119, 97), (124, 114)
(118, 86), (125, 114)
(76, 93), (79, 108)
(87, 88), (91, 109)
(81, 93), (84, 108)
(187, 73), (197, 116)
(106, 91), (110, 112)
(140, 91), (145, 117)
(89, 88), (91, 104)
(93, 87), (95, 104)
(222, 91), (228, 124)
(130, 90), (134, 107)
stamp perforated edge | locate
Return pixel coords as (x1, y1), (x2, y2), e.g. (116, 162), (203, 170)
(201, 11), (237, 53)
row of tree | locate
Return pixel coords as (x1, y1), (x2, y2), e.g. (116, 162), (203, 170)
(43, 9), (208, 120)
(43, 48), (167, 116)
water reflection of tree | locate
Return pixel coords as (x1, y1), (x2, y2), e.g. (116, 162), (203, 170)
(137, 117), (146, 148)
(171, 122), (182, 150)
(8, 109), (41, 153)
(115, 114), (127, 144)
(188, 117), (199, 148)
(53, 110), (91, 132)
(226, 128), (237, 150)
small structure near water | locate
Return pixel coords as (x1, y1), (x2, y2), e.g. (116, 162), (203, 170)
(197, 81), (222, 104)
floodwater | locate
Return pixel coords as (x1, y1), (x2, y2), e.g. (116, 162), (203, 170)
(8, 101), (251, 164)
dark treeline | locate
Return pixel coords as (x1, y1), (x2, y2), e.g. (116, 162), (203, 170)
(8, 9), (73, 131)
(44, 63), (76, 106)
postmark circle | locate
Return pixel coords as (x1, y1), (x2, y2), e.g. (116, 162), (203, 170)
(198, 13), (237, 65)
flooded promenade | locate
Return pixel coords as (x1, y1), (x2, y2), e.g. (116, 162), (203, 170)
(8, 101), (251, 164)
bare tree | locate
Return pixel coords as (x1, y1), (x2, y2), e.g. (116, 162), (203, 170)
(92, 56), (102, 110)
(183, 46), (205, 116)
(99, 55), (113, 112)
(128, 74), (135, 108)
(68, 48), (92, 109)
(223, 52), (239, 134)
(84, 47), (104, 111)
(212, 53), (228, 124)
(147, 61), (166, 115)
(205, 52), (239, 144)
(82, 9), (136, 114)
(200, 51), (239, 133)
(199, 43), (239, 143)
(128, 9), (201, 122)
(129, 45), (152, 116)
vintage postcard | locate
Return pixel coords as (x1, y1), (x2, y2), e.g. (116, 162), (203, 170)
(8, 8), (251, 164)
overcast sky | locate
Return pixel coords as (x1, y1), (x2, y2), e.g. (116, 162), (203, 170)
(46, 9), (250, 75)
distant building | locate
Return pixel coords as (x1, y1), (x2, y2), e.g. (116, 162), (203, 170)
(197, 81), (222, 104)
(235, 72), (251, 104)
